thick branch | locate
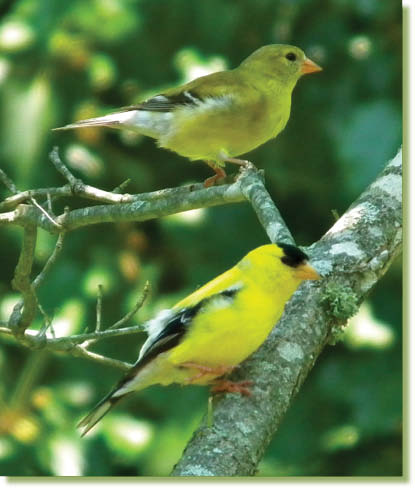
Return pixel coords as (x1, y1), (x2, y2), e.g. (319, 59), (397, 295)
(171, 149), (402, 476)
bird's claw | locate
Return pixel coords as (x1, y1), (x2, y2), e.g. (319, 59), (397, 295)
(180, 362), (235, 383)
(211, 379), (253, 397)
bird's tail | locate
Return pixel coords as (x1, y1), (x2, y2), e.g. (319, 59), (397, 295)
(52, 111), (135, 131)
(77, 391), (127, 437)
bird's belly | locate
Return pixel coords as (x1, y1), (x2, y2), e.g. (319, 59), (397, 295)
(167, 300), (279, 371)
(160, 106), (285, 162)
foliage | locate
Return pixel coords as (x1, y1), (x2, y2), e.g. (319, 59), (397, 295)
(0, 0), (401, 477)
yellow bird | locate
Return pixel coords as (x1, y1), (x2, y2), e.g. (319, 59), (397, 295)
(78, 242), (320, 436)
(54, 44), (322, 186)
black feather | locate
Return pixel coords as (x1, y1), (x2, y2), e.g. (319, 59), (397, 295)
(120, 90), (202, 113)
(131, 285), (242, 374)
(277, 242), (309, 268)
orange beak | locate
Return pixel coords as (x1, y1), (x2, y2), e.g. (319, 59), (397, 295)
(301, 57), (323, 75)
(294, 262), (321, 281)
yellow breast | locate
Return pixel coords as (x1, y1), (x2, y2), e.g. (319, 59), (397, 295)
(167, 284), (281, 370)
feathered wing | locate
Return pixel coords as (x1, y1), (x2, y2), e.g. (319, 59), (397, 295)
(52, 70), (246, 132)
(76, 308), (189, 437)
(77, 272), (242, 436)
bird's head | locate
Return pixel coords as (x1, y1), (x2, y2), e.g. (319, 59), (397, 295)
(239, 44), (322, 87)
(237, 242), (321, 294)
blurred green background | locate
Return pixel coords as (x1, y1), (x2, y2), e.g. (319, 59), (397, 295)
(0, 0), (402, 477)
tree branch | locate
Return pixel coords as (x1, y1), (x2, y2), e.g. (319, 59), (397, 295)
(238, 163), (295, 245)
(9, 224), (38, 337)
(171, 148), (402, 476)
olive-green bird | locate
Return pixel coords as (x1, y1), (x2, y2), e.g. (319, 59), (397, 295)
(54, 44), (322, 186)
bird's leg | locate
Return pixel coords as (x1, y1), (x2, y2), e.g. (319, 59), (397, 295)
(211, 379), (253, 397)
(204, 161), (227, 188)
(180, 362), (235, 383)
(223, 157), (252, 166)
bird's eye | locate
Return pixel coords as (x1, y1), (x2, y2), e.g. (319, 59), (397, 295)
(285, 52), (296, 61)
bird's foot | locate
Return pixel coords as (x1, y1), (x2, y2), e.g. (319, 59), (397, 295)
(211, 379), (253, 397)
(204, 164), (227, 188)
(181, 362), (235, 383)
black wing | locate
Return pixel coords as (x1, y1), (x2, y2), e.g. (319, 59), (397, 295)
(132, 285), (241, 373)
(120, 90), (202, 113)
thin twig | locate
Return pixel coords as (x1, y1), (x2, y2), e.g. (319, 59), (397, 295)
(36, 305), (53, 338)
(107, 281), (151, 331)
(49, 146), (79, 186)
(33, 231), (67, 289)
(112, 179), (131, 194)
(96, 284), (104, 332)
(81, 282), (150, 349)
(0, 168), (19, 194)
(51, 323), (146, 345)
(68, 346), (132, 371)
(0, 186), (71, 212)
(37, 302), (54, 336)
(47, 193), (53, 214)
(30, 197), (62, 229)
(0, 326), (132, 371)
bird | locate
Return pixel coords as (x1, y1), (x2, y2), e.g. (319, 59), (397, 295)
(77, 242), (320, 436)
(54, 44), (322, 187)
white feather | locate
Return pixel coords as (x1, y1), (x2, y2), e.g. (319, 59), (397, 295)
(121, 111), (174, 137)
(138, 308), (177, 361)
(180, 95), (234, 116)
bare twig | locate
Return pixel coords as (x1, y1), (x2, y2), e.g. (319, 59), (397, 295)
(30, 197), (62, 229)
(46, 193), (53, 214)
(112, 179), (131, 194)
(67, 346), (132, 371)
(32, 230), (66, 290)
(36, 304), (54, 338)
(0, 325), (132, 371)
(0, 323), (141, 370)
(81, 281), (150, 350)
(0, 186), (71, 211)
(49, 146), (79, 186)
(0, 168), (19, 194)
(96, 284), (104, 332)
(107, 281), (151, 331)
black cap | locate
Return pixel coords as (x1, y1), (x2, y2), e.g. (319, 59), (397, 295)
(277, 242), (309, 268)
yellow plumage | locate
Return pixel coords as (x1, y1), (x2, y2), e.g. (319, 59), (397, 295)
(54, 44), (322, 186)
(78, 243), (320, 436)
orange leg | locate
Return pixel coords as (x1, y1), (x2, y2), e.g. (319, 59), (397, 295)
(211, 379), (253, 397)
(180, 362), (235, 383)
(204, 162), (227, 188)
